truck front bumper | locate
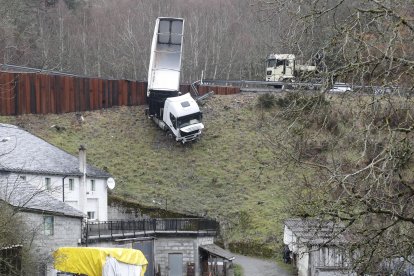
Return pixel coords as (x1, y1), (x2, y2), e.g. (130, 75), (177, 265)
(178, 130), (202, 143)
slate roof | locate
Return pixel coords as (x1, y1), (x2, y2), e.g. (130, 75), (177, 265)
(0, 123), (111, 178)
(284, 218), (349, 245)
(199, 244), (235, 261)
(0, 173), (85, 218)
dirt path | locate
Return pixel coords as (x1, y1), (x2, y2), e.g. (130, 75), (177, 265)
(232, 253), (292, 276)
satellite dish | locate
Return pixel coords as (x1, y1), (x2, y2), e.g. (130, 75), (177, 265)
(107, 178), (116, 190)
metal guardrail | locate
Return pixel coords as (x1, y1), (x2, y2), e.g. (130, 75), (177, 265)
(86, 218), (219, 243)
(201, 79), (413, 96)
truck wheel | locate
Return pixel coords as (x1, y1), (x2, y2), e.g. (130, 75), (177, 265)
(166, 130), (174, 139)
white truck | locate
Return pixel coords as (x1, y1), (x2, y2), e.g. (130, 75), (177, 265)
(146, 17), (204, 143)
(265, 54), (317, 88)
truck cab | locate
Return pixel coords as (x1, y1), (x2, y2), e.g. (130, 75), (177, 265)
(163, 93), (204, 143)
(266, 54), (296, 82)
(265, 54), (317, 83)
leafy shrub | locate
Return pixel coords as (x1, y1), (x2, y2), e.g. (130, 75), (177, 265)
(257, 93), (276, 109)
(276, 91), (329, 112)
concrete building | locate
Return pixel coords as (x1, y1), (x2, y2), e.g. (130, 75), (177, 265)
(283, 218), (353, 276)
(92, 234), (233, 276)
(0, 123), (113, 221)
(0, 123), (231, 276)
(0, 173), (85, 275)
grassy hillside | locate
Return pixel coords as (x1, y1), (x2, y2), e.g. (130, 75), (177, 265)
(3, 92), (411, 257)
(0, 93), (291, 255)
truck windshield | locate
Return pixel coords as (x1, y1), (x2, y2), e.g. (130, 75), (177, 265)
(267, 59), (285, 68)
(267, 59), (276, 68)
(177, 112), (202, 128)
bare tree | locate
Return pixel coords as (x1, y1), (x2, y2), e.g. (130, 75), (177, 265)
(255, 0), (414, 273)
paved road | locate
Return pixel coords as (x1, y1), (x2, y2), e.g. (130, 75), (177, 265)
(233, 253), (292, 276)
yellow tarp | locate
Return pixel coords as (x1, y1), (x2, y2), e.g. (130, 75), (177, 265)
(54, 247), (148, 276)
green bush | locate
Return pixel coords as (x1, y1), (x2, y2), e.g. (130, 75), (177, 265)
(276, 91), (328, 112)
(257, 93), (276, 109)
(234, 264), (243, 276)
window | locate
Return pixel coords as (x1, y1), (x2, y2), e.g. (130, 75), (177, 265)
(177, 112), (202, 128)
(170, 113), (177, 129)
(276, 59), (285, 67)
(87, 212), (95, 220)
(267, 59), (276, 68)
(43, 216), (54, 236)
(180, 101), (190, 108)
(90, 179), (95, 191)
(68, 179), (74, 191)
(45, 178), (51, 191)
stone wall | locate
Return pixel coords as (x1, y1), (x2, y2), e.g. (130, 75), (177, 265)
(155, 236), (214, 276)
(20, 211), (82, 276)
(107, 203), (148, 220)
(91, 236), (214, 276)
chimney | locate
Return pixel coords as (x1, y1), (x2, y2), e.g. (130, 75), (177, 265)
(79, 145), (86, 174)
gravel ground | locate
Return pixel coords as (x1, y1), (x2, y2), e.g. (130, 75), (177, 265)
(232, 253), (292, 276)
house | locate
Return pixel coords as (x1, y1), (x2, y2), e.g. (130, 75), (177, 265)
(0, 173), (85, 275)
(0, 123), (231, 276)
(283, 218), (353, 276)
(0, 123), (113, 221)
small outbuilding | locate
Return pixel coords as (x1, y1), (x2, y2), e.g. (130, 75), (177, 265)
(283, 218), (354, 276)
(199, 243), (235, 276)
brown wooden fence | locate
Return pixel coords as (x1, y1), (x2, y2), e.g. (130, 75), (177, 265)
(0, 72), (240, 116)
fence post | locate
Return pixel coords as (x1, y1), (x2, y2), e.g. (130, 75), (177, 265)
(121, 221), (124, 238)
(86, 222), (89, 246)
(110, 221), (113, 239)
(133, 220), (136, 237)
(98, 222), (101, 239)
(143, 219), (146, 235)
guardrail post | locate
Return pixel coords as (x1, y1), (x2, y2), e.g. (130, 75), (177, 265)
(121, 221), (124, 238)
(110, 221), (113, 239)
(98, 222), (101, 239)
(143, 219), (146, 235)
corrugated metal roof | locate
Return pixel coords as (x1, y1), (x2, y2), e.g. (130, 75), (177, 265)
(284, 218), (348, 245)
(0, 123), (111, 178)
(0, 173), (85, 218)
(199, 244), (235, 261)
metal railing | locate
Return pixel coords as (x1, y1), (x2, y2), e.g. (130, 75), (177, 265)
(86, 218), (219, 243)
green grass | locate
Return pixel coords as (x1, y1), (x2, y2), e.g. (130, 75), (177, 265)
(1, 94), (293, 254)
(233, 264), (243, 276)
(3, 93), (408, 256)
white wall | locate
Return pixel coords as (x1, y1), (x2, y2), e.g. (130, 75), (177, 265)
(85, 178), (108, 221)
(297, 246), (310, 276)
(20, 173), (108, 221)
(283, 225), (298, 253)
